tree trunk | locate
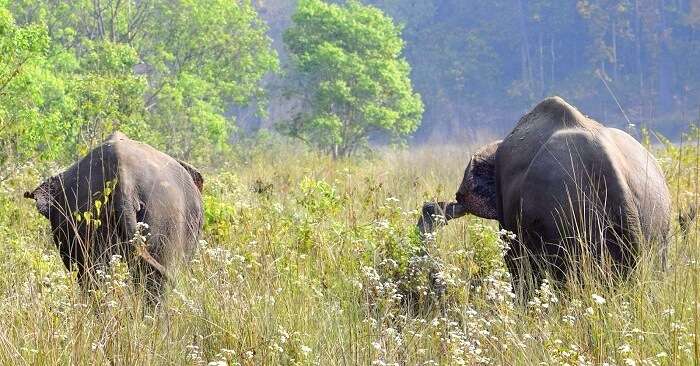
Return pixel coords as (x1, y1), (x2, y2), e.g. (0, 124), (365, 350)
(657, 0), (673, 113)
(612, 17), (619, 82)
(539, 32), (545, 97)
(550, 36), (555, 86)
(518, 0), (533, 97)
(635, 0), (644, 96)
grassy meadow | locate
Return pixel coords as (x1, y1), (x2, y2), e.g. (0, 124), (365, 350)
(1, 133), (699, 365)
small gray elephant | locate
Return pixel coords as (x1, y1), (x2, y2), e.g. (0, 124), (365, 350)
(25, 132), (204, 301)
(420, 97), (671, 292)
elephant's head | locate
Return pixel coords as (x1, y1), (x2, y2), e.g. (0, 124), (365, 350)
(26, 174), (111, 282)
(24, 175), (60, 220)
(455, 140), (501, 220)
(418, 141), (501, 237)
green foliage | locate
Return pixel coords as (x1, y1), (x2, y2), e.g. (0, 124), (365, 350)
(6, 0), (278, 165)
(143, 0), (279, 162)
(467, 223), (510, 277)
(296, 176), (343, 216)
(280, 0), (424, 157)
(202, 172), (246, 242)
(0, 6), (50, 178)
(65, 40), (149, 156)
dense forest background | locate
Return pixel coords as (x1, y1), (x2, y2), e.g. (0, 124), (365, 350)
(254, 0), (700, 143)
(3, 0), (700, 174)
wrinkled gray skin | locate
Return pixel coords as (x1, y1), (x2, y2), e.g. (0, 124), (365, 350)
(420, 97), (671, 294)
(25, 132), (204, 301)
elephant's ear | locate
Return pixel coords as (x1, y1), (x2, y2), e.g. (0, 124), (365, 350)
(178, 160), (203, 193)
(458, 141), (500, 220)
(469, 156), (498, 216)
(24, 176), (59, 219)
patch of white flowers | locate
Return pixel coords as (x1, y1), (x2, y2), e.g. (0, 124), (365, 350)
(528, 279), (558, 315)
(591, 293), (606, 305)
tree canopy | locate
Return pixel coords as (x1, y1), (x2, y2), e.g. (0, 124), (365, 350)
(6, 0), (278, 167)
(0, 4), (51, 179)
(4, 0), (700, 167)
(280, 0), (423, 157)
(255, 0), (700, 142)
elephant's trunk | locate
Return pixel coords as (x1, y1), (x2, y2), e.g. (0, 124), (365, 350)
(418, 201), (470, 236)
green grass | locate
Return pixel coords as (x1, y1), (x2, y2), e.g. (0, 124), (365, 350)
(0, 138), (698, 365)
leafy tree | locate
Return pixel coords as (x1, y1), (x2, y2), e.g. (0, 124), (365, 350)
(142, 0), (279, 161)
(63, 41), (149, 157)
(281, 0), (423, 158)
(0, 3), (50, 179)
(11, 0), (278, 163)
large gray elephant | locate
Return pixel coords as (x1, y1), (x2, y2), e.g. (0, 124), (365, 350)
(420, 97), (671, 293)
(25, 132), (204, 301)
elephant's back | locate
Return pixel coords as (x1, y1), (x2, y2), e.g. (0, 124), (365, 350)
(510, 128), (631, 232)
(602, 128), (671, 244)
(499, 97), (601, 174)
(110, 136), (203, 263)
(507, 126), (669, 269)
(496, 97), (602, 225)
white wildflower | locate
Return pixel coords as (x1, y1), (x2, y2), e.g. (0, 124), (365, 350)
(618, 343), (631, 354)
(591, 294), (606, 305)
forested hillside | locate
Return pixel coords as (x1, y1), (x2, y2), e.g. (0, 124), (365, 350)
(257, 0), (700, 142)
(5, 0), (700, 159)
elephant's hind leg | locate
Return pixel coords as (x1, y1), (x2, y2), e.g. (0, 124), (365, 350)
(115, 194), (168, 306)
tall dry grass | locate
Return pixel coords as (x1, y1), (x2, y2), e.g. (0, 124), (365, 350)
(0, 134), (697, 365)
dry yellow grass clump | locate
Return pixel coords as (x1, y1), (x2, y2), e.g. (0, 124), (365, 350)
(0, 134), (698, 365)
